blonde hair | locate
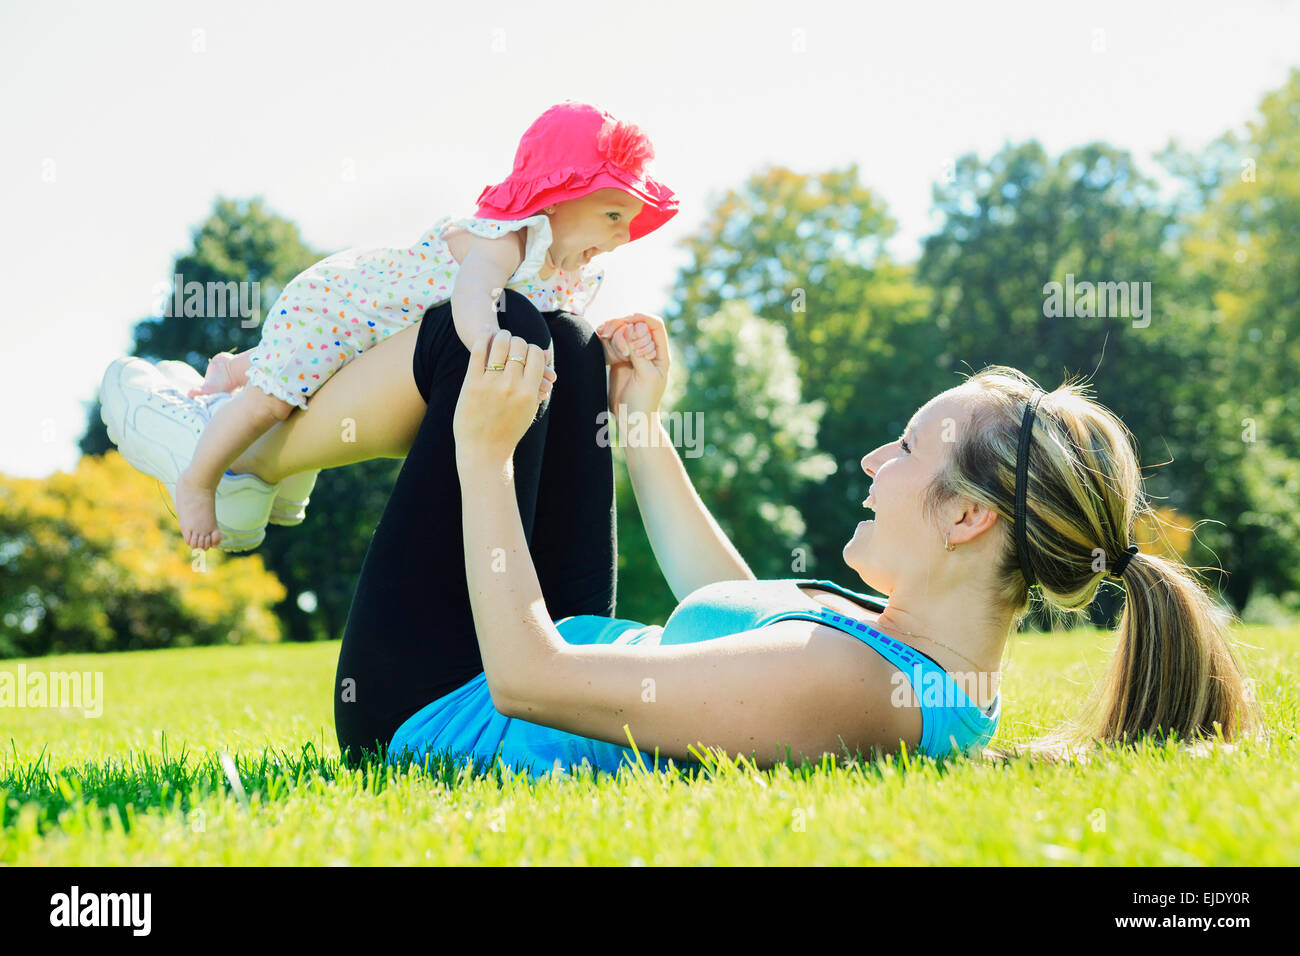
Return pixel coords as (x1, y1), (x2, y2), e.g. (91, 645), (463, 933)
(924, 366), (1264, 761)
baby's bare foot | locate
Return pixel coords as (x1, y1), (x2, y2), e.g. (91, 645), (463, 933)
(175, 470), (222, 549)
(186, 352), (240, 398)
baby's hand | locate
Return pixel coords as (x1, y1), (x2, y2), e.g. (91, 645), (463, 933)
(595, 318), (658, 366)
(186, 351), (240, 397)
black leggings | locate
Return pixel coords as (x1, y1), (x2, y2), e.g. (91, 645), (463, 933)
(333, 290), (617, 765)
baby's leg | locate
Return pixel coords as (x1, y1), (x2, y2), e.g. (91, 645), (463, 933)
(177, 386), (294, 549)
(229, 322), (426, 483)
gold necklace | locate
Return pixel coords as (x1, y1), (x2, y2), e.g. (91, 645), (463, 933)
(804, 585), (997, 672)
(804, 588), (985, 669)
(873, 612), (990, 672)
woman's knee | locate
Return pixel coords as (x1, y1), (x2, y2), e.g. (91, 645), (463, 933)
(497, 290), (551, 351)
(414, 292), (550, 399)
(544, 311), (605, 383)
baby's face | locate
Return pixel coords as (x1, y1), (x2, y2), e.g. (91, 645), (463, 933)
(546, 190), (645, 274)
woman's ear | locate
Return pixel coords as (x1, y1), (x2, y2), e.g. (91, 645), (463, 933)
(947, 499), (999, 547)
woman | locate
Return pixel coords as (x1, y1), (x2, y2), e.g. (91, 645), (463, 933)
(336, 297), (1262, 778)
(128, 282), (1259, 775)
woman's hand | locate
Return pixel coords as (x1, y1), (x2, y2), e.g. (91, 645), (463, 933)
(600, 313), (671, 415)
(453, 329), (548, 464)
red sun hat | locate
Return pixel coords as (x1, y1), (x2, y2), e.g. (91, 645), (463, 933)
(474, 101), (679, 243)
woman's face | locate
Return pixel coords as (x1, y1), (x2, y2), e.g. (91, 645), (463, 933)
(842, 390), (972, 595)
(546, 190), (644, 273)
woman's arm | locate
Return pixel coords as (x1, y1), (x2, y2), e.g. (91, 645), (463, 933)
(601, 314), (755, 601)
(453, 329), (898, 767)
(624, 415), (755, 602)
(451, 330), (571, 712)
(461, 435), (867, 766)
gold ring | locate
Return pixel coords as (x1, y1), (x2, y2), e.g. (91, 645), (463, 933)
(486, 363), (507, 371)
(508, 355), (526, 364)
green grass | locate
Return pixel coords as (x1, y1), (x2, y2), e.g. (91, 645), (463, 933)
(1, 626), (1297, 865)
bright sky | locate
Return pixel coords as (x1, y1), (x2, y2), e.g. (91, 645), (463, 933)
(2, 0), (1297, 478)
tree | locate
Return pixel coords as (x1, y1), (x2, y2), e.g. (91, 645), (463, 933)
(1158, 67), (1300, 610)
(664, 165), (940, 577)
(919, 140), (1180, 450)
(0, 452), (285, 658)
(610, 301), (835, 626)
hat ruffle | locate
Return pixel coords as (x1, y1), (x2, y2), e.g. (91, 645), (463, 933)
(475, 164), (603, 214)
(475, 160), (671, 217)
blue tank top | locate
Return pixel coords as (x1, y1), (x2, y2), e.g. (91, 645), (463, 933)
(386, 578), (1000, 779)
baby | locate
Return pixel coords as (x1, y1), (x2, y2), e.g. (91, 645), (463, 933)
(170, 100), (678, 549)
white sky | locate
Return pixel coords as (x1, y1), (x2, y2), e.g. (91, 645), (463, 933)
(2, 0), (1297, 478)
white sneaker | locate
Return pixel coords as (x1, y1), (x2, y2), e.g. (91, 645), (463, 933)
(153, 359), (319, 527)
(268, 470), (319, 526)
(155, 359), (205, 395)
(98, 356), (278, 552)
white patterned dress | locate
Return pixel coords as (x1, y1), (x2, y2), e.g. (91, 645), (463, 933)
(244, 214), (604, 409)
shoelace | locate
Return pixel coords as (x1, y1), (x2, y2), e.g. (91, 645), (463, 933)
(148, 386), (227, 428)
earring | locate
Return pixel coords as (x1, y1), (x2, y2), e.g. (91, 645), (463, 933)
(944, 533), (955, 551)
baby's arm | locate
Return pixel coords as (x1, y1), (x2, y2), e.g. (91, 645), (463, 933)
(449, 233), (530, 353)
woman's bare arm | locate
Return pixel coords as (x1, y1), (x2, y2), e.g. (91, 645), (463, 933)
(605, 314), (755, 602)
(624, 415), (755, 602)
(453, 329), (899, 768)
(457, 413), (869, 768)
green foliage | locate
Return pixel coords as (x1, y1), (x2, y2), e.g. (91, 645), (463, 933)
(646, 70), (1300, 619)
(1158, 68), (1300, 608)
(670, 301), (835, 573)
(664, 165), (938, 575)
(614, 302), (835, 624)
(133, 195), (320, 367)
(0, 453), (285, 657)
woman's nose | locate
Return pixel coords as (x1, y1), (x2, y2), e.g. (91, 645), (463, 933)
(861, 454), (875, 477)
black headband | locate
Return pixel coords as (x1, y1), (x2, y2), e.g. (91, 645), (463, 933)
(1014, 392), (1043, 587)
(1015, 390), (1140, 587)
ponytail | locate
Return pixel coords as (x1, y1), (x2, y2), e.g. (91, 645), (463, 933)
(1092, 551), (1260, 746)
(986, 547), (1264, 764)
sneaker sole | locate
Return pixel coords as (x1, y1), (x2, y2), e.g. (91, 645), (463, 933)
(268, 469), (319, 526)
(100, 357), (169, 479)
